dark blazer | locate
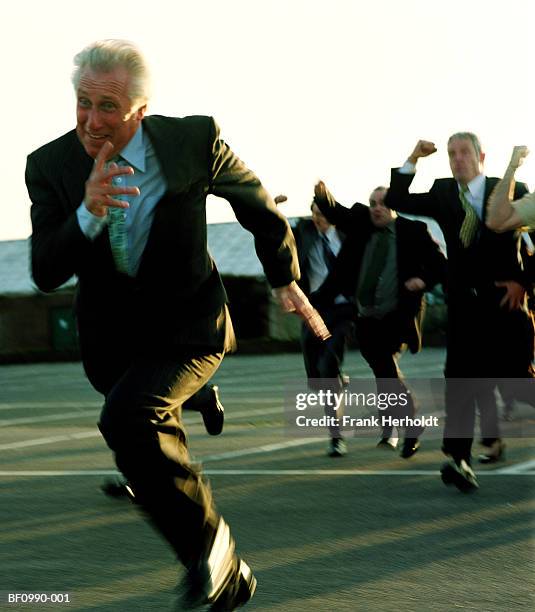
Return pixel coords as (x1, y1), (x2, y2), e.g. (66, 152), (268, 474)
(313, 198), (446, 353)
(26, 115), (299, 369)
(384, 170), (529, 300)
(292, 217), (345, 296)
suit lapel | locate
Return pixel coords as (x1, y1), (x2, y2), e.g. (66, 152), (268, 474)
(143, 116), (187, 194)
(482, 176), (497, 223)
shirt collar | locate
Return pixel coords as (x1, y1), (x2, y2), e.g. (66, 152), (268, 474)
(321, 225), (338, 241)
(118, 124), (146, 173)
(459, 173), (485, 200)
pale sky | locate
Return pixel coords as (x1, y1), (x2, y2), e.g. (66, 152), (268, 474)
(3, 0), (535, 241)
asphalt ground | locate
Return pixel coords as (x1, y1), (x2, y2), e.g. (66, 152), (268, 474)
(0, 347), (534, 612)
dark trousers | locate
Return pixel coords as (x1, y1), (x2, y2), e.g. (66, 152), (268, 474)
(356, 310), (418, 437)
(301, 303), (355, 437)
(443, 291), (534, 463)
(97, 352), (224, 567)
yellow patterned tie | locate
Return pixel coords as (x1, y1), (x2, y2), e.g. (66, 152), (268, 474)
(458, 184), (479, 248)
(107, 158), (129, 274)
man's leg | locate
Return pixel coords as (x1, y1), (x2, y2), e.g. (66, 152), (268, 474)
(477, 385), (506, 463)
(357, 313), (422, 456)
(102, 382), (225, 498)
(440, 298), (480, 492)
(303, 305), (354, 456)
(98, 352), (255, 608)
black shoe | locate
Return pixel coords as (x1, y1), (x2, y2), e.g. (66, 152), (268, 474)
(180, 518), (237, 609)
(440, 459), (479, 493)
(376, 437), (398, 450)
(201, 385), (225, 436)
(327, 438), (347, 457)
(101, 476), (136, 501)
(209, 559), (257, 611)
(478, 440), (506, 464)
(400, 438), (420, 459)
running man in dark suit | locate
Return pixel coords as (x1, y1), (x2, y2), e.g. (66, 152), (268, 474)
(26, 39), (329, 610)
(293, 203), (355, 456)
(385, 133), (534, 491)
(314, 183), (446, 458)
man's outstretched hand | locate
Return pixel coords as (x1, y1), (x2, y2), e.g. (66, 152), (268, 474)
(272, 281), (331, 340)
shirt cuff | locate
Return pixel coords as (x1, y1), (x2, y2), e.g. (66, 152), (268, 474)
(77, 203), (108, 240)
(398, 160), (416, 175)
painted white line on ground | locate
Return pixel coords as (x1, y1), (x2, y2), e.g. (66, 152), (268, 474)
(0, 469), (532, 477)
(0, 404), (282, 427)
(0, 401), (100, 411)
(495, 458), (535, 474)
(197, 437), (324, 462)
(0, 431), (99, 450)
(0, 398), (278, 411)
(0, 410), (99, 427)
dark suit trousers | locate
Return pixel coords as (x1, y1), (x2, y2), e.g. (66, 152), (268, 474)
(356, 311), (418, 437)
(443, 290), (533, 462)
(301, 303), (355, 437)
(97, 352), (224, 567)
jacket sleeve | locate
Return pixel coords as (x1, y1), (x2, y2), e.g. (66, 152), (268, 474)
(313, 185), (369, 233)
(385, 168), (439, 219)
(208, 118), (299, 288)
(27, 153), (92, 293)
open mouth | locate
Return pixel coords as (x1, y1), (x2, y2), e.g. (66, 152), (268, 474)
(87, 132), (108, 141)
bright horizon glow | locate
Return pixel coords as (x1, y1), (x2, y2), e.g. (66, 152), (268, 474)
(3, 0), (535, 241)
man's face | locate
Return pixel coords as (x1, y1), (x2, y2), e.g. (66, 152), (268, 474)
(447, 137), (484, 184)
(76, 66), (146, 160)
(311, 203), (331, 233)
(369, 189), (394, 228)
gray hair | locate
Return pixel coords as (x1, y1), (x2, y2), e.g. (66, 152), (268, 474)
(447, 132), (483, 158)
(71, 39), (151, 108)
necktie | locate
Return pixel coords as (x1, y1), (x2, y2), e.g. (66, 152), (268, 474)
(321, 234), (336, 272)
(458, 184), (479, 248)
(107, 158), (129, 274)
(357, 229), (390, 307)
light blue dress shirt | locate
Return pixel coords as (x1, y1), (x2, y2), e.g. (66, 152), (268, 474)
(76, 124), (166, 276)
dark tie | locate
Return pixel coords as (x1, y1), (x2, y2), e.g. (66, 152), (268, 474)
(107, 157), (129, 274)
(321, 234), (336, 272)
(357, 229), (389, 307)
(458, 184), (479, 248)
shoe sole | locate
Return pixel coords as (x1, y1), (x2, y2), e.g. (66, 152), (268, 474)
(202, 386), (225, 436)
(239, 560), (257, 607)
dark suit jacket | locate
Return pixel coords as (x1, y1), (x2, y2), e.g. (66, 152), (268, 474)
(292, 217), (345, 296)
(384, 170), (529, 300)
(313, 198), (446, 353)
(26, 115), (299, 373)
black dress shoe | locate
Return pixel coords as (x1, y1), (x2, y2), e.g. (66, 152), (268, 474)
(209, 559), (257, 611)
(400, 438), (420, 459)
(201, 385), (225, 436)
(478, 440), (505, 464)
(180, 518), (255, 610)
(440, 459), (479, 493)
(327, 437), (347, 457)
(376, 437), (398, 450)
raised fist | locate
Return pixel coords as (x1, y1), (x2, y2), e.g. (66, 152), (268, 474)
(509, 146), (529, 169)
